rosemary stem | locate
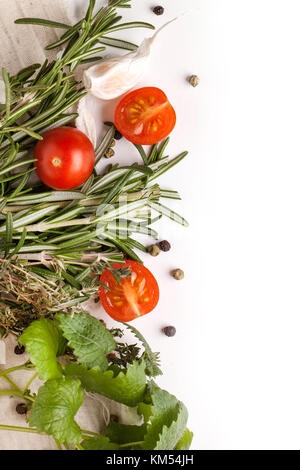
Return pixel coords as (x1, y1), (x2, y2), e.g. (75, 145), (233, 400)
(17, 217), (94, 232)
(2, 188), (160, 214)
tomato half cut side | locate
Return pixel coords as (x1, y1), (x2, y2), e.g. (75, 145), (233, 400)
(99, 260), (160, 322)
(114, 87), (176, 145)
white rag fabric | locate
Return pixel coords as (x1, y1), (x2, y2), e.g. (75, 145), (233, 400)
(0, 0), (138, 450)
(0, 0), (75, 74)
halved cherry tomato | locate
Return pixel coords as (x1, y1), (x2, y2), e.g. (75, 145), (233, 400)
(34, 126), (95, 190)
(99, 260), (160, 322)
(114, 87), (176, 145)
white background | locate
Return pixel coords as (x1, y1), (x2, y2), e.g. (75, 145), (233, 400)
(74, 0), (300, 450)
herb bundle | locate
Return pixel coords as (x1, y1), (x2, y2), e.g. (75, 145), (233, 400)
(0, 0), (193, 451)
(0, 0), (188, 334)
(0, 314), (193, 450)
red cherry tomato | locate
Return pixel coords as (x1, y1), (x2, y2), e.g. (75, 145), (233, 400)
(114, 87), (176, 145)
(99, 260), (160, 322)
(34, 127), (95, 190)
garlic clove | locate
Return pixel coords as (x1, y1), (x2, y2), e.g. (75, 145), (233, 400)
(75, 94), (98, 148)
(83, 46), (151, 101)
(83, 18), (177, 101)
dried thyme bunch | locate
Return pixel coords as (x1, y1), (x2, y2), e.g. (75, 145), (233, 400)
(0, 258), (131, 335)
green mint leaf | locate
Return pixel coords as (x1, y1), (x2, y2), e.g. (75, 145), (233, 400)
(105, 421), (147, 445)
(29, 377), (84, 445)
(175, 428), (194, 450)
(19, 318), (65, 381)
(56, 313), (115, 371)
(81, 436), (119, 450)
(141, 385), (188, 450)
(65, 360), (147, 407)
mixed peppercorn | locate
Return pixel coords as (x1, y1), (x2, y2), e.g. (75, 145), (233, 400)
(153, 6), (164, 16)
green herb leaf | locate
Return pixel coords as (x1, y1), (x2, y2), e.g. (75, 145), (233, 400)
(19, 319), (65, 381)
(65, 360), (147, 407)
(29, 378), (84, 445)
(57, 312), (115, 371)
(81, 436), (119, 450)
(15, 18), (71, 29)
(175, 428), (194, 450)
(98, 36), (137, 51)
(140, 385), (188, 450)
(106, 421), (147, 445)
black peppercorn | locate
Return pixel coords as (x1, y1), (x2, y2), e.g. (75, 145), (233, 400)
(114, 129), (123, 140)
(162, 326), (176, 337)
(158, 240), (171, 252)
(153, 6), (164, 15)
(14, 344), (25, 355)
(16, 403), (27, 415)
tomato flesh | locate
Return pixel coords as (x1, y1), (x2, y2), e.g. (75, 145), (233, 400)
(99, 260), (160, 322)
(34, 126), (95, 190)
(114, 87), (176, 145)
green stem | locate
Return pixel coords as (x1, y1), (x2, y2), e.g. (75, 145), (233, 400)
(1, 374), (23, 393)
(119, 441), (143, 449)
(0, 389), (34, 402)
(75, 443), (84, 450)
(0, 363), (30, 377)
(23, 371), (38, 394)
(81, 429), (100, 437)
(0, 424), (42, 435)
(54, 438), (63, 450)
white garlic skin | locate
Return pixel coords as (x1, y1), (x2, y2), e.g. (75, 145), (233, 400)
(83, 19), (177, 101)
(83, 39), (152, 101)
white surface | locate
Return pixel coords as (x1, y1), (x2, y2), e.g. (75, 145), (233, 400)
(72, 0), (300, 450)
(80, 0), (300, 450)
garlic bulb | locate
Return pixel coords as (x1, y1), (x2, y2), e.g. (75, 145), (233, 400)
(83, 19), (176, 101)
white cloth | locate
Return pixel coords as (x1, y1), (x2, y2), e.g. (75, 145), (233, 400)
(0, 0), (75, 74)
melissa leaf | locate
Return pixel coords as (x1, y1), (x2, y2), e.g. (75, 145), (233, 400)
(105, 421), (147, 445)
(29, 378), (84, 445)
(57, 313), (115, 371)
(65, 361), (147, 407)
(81, 436), (119, 450)
(140, 385), (188, 450)
(175, 428), (194, 450)
(19, 318), (65, 381)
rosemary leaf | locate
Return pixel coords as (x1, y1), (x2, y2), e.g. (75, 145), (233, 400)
(15, 18), (71, 29)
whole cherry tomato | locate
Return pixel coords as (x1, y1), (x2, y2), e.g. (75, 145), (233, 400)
(34, 126), (95, 190)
